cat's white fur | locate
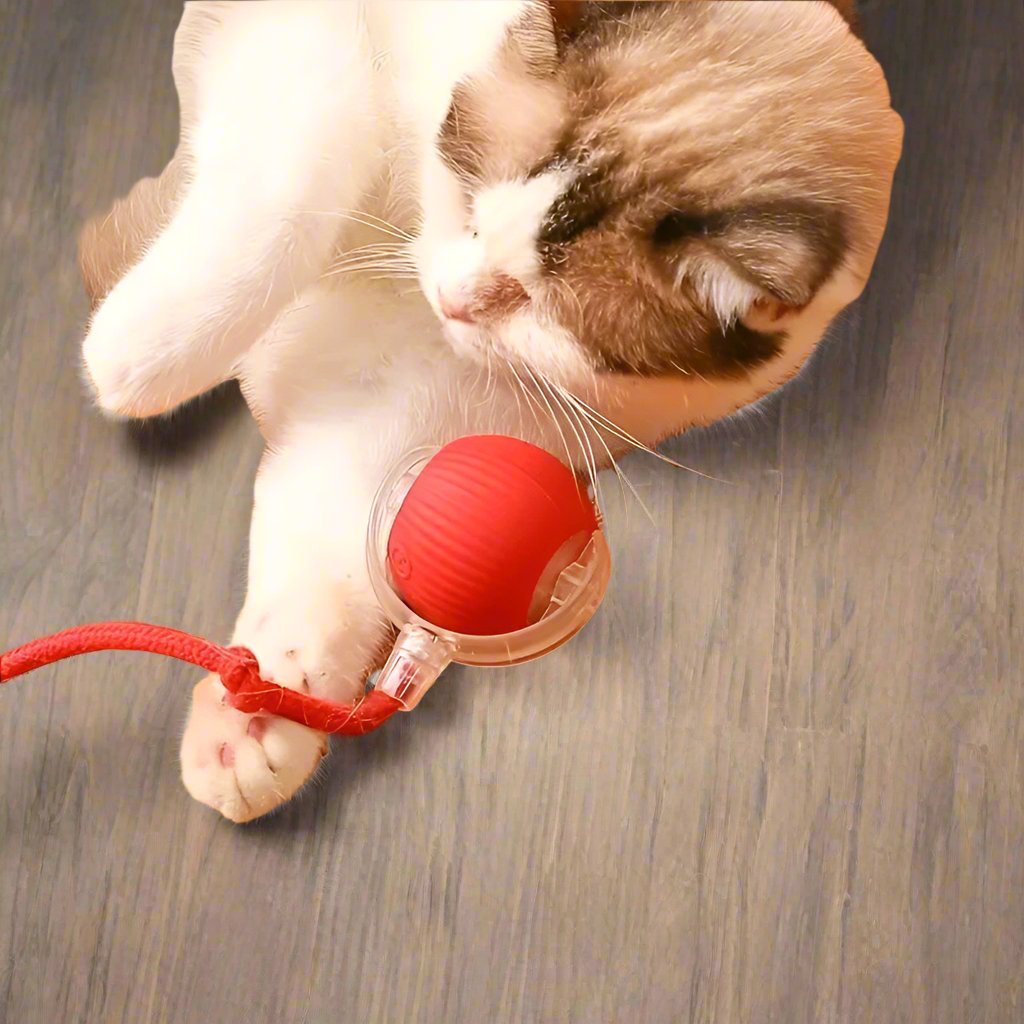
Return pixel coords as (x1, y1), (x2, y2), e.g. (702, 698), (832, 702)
(79, 1), (899, 820)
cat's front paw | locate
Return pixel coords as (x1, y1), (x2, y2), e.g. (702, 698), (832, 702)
(180, 674), (328, 822)
(81, 282), (182, 418)
(180, 592), (387, 821)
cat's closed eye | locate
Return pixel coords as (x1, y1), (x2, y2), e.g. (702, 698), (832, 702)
(651, 210), (712, 247)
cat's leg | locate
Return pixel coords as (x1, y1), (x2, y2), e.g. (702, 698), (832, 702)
(82, 2), (383, 418)
(180, 435), (392, 821)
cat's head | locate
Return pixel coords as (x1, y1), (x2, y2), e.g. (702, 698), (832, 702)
(417, 0), (902, 392)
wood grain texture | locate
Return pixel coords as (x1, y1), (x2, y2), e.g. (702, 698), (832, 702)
(1, 1), (1022, 1021)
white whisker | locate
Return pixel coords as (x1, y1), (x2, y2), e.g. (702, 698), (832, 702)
(554, 383), (731, 485)
(577, 406), (654, 526)
(325, 252), (417, 271)
(539, 373), (603, 513)
(556, 378), (627, 518)
(524, 363), (577, 490)
(322, 258), (420, 281)
(504, 359), (544, 436)
(558, 277), (587, 332)
(481, 349), (494, 406)
(294, 207), (415, 242)
(553, 385), (655, 523)
(505, 361), (525, 428)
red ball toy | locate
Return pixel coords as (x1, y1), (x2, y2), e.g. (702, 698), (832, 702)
(386, 436), (599, 636)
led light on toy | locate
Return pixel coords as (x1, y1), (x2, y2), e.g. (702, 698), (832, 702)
(367, 435), (612, 710)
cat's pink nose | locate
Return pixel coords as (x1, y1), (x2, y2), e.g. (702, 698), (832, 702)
(438, 288), (475, 323)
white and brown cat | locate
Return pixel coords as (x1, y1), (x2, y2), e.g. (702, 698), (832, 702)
(79, 1), (902, 821)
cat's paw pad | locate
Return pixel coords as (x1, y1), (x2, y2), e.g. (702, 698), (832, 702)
(180, 674), (327, 822)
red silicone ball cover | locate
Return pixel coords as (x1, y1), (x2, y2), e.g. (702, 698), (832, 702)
(386, 435), (598, 635)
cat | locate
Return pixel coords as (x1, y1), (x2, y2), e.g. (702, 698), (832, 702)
(78, 1), (902, 821)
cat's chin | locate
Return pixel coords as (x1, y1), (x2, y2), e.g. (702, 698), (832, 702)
(437, 316), (595, 395)
(437, 318), (490, 365)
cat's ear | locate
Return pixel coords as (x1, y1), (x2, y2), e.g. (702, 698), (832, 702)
(78, 156), (185, 309)
(681, 201), (847, 328)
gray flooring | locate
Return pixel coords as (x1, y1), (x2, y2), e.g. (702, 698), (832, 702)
(2, 1), (1023, 1021)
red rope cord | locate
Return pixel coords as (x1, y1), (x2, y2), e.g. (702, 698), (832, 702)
(0, 621), (401, 735)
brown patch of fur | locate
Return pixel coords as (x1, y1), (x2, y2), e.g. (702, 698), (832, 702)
(470, 273), (529, 322)
(542, 225), (782, 376)
(545, 0), (587, 51)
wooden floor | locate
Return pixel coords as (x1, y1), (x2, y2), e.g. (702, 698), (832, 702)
(2, 2), (1022, 1021)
